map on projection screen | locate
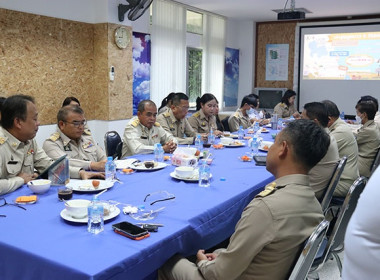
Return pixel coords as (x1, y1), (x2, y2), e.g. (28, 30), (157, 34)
(303, 32), (380, 80)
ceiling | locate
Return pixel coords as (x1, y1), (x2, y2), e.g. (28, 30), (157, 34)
(175, 0), (380, 22)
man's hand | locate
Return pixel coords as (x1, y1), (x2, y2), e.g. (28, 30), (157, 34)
(214, 130), (223, 137)
(18, 172), (34, 184)
(293, 111), (301, 119)
(79, 170), (105, 180)
(163, 140), (177, 153)
(196, 249), (218, 263)
(90, 160), (107, 171)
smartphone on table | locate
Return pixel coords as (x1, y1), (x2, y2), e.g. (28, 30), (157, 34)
(112, 221), (150, 240)
(253, 155), (267, 166)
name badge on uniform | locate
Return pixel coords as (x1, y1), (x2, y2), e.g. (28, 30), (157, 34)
(7, 160), (18, 165)
(201, 122), (206, 127)
(64, 144), (72, 151)
(152, 134), (159, 139)
(82, 142), (93, 149)
(140, 136), (148, 139)
(170, 128), (175, 131)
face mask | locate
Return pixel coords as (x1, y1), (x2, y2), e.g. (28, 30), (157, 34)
(248, 108), (254, 115)
(259, 111), (264, 119)
(355, 115), (362, 124)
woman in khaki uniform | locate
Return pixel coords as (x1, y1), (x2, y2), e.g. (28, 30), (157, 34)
(188, 94), (223, 137)
(273, 89), (300, 119)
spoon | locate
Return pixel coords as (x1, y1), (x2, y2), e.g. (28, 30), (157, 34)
(62, 199), (70, 207)
(141, 207), (165, 218)
(95, 189), (107, 198)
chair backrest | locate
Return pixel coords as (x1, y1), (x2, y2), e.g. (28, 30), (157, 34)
(370, 148), (380, 176)
(221, 116), (230, 132)
(315, 176), (367, 269)
(288, 219), (330, 280)
(320, 156), (347, 213)
(104, 131), (122, 159)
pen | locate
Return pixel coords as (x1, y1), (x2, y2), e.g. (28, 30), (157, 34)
(136, 223), (164, 227)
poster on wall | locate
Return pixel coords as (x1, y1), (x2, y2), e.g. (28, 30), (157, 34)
(132, 32), (151, 115)
(265, 44), (289, 81)
(223, 47), (239, 107)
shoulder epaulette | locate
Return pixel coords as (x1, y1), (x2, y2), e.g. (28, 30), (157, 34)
(234, 112), (240, 117)
(193, 112), (200, 117)
(163, 111), (170, 118)
(49, 132), (60, 142)
(0, 136), (6, 145)
(131, 119), (140, 128)
(83, 129), (91, 136)
(255, 182), (277, 198)
(154, 122), (161, 127)
(280, 103), (285, 108)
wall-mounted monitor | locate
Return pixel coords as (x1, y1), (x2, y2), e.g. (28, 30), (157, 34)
(254, 88), (287, 112)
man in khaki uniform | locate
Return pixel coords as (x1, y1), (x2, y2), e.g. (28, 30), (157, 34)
(228, 95), (257, 132)
(157, 93), (196, 145)
(0, 95), (103, 195)
(122, 100), (177, 158)
(159, 119), (329, 280)
(43, 106), (107, 171)
(354, 101), (380, 177)
(323, 100), (359, 197)
(301, 102), (340, 200)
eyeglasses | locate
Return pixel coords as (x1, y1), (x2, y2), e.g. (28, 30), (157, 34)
(0, 198), (27, 214)
(64, 120), (87, 127)
(206, 104), (218, 108)
(144, 191), (175, 206)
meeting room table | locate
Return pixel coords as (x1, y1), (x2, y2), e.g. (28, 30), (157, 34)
(0, 128), (277, 280)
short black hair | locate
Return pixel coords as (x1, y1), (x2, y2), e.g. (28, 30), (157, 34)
(280, 119), (330, 170)
(171, 92), (189, 106)
(240, 95), (257, 108)
(281, 89), (296, 106)
(138, 100), (156, 113)
(196, 93), (217, 111)
(62, 96), (81, 107)
(57, 105), (84, 124)
(1, 94), (35, 129)
(321, 100), (340, 118)
(356, 101), (377, 120)
(303, 102), (329, 127)
(358, 95), (378, 111)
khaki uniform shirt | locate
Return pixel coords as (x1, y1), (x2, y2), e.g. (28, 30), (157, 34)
(375, 111), (380, 128)
(159, 175), (324, 280)
(273, 103), (297, 118)
(0, 127), (81, 195)
(43, 128), (106, 171)
(228, 109), (251, 132)
(188, 110), (217, 134)
(308, 128), (340, 200)
(329, 118), (360, 197)
(156, 109), (196, 145)
(355, 120), (380, 177)
(121, 117), (177, 158)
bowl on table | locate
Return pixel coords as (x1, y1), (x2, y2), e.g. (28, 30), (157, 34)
(27, 179), (51, 194)
(220, 137), (234, 145)
(175, 166), (195, 178)
(65, 199), (91, 219)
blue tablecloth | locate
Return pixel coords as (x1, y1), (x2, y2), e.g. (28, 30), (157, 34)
(0, 132), (275, 280)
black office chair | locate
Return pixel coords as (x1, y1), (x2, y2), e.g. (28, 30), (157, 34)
(309, 176), (367, 278)
(221, 116), (230, 132)
(104, 131), (122, 159)
(370, 147), (380, 177)
(288, 219), (330, 280)
(319, 156), (347, 213)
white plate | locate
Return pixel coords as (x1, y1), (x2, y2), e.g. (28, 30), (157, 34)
(115, 158), (138, 169)
(229, 134), (239, 139)
(260, 128), (270, 133)
(170, 171), (213, 182)
(259, 141), (274, 152)
(60, 207), (120, 223)
(66, 179), (114, 192)
(223, 142), (246, 148)
(132, 162), (168, 171)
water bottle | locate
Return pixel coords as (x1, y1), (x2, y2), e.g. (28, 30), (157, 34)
(87, 196), (104, 234)
(198, 161), (211, 188)
(253, 122), (260, 134)
(154, 143), (164, 162)
(277, 118), (283, 131)
(195, 134), (202, 151)
(105, 156), (116, 182)
(238, 126), (244, 140)
(251, 134), (259, 156)
(208, 128), (215, 144)
(340, 111), (345, 120)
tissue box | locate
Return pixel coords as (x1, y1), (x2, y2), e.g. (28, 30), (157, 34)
(171, 153), (198, 167)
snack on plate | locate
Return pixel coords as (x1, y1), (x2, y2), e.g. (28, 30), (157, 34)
(163, 155), (171, 161)
(122, 168), (134, 174)
(15, 195), (37, 204)
(92, 180), (100, 188)
(243, 136), (252, 140)
(212, 144), (224, 149)
(240, 155), (252, 162)
(194, 150), (201, 156)
(232, 141), (244, 146)
(262, 145), (270, 151)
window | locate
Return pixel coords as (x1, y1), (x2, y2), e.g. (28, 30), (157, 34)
(187, 47), (202, 107)
(186, 10), (203, 34)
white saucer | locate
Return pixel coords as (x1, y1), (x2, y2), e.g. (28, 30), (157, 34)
(223, 142), (246, 148)
(60, 207), (120, 223)
(132, 162), (168, 171)
(170, 171), (213, 182)
(66, 179), (114, 192)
